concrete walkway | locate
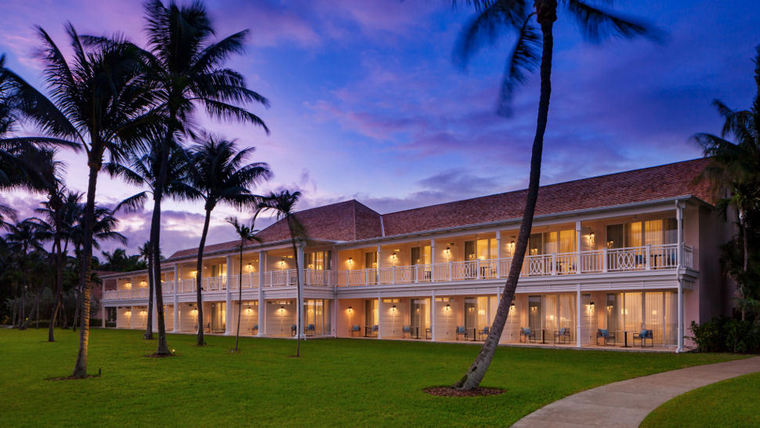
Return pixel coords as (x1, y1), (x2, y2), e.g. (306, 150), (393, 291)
(512, 356), (760, 428)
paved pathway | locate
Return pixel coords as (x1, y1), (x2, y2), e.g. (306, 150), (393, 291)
(512, 356), (760, 428)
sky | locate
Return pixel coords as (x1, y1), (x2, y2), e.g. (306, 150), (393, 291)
(1, 0), (759, 257)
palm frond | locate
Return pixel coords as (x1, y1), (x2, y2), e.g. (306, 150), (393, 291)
(563, 0), (661, 43)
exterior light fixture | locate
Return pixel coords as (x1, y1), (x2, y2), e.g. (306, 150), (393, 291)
(124, 282), (132, 289)
(245, 263), (254, 273)
(510, 302), (516, 311)
(347, 306), (353, 313)
(278, 258), (287, 269)
(444, 304), (451, 312)
(444, 246), (451, 259)
(390, 252), (398, 263)
(191, 270), (198, 279)
(139, 280), (147, 287)
(347, 257), (353, 267)
(507, 239), (516, 255)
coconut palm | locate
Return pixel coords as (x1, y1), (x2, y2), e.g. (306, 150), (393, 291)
(4, 219), (46, 328)
(136, 0), (270, 355)
(260, 190), (306, 357)
(7, 24), (158, 377)
(136, 242), (155, 339)
(186, 136), (271, 345)
(452, 0), (659, 390)
(106, 137), (191, 345)
(695, 46), (760, 319)
(227, 213), (262, 352)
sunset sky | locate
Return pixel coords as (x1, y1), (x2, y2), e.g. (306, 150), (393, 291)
(1, 0), (759, 256)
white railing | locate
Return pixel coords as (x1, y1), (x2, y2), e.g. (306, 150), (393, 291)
(161, 281), (174, 295)
(104, 244), (695, 299)
(337, 244), (688, 287)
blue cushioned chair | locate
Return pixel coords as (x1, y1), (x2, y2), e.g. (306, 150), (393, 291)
(291, 324), (297, 336)
(634, 329), (654, 347)
(477, 326), (489, 340)
(520, 327), (535, 343)
(554, 327), (571, 344)
(456, 326), (466, 341)
(596, 328), (616, 345)
(351, 324), (361, 336)
(402, 325), (411, 338)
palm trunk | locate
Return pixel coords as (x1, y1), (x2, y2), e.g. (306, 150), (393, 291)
(72, 162), (100, 378)
(740, 210), (748, 321)
(150, 193), (170, 355)
(235, 241), (243, 352)
(144, 247), (154, 340)
(454, 7), (554, 391)
(49, 238), (64, 341)
(290, 226), (301, 357)
(195, 209), (212, 346)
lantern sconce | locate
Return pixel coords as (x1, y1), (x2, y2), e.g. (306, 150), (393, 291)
(507, 239), (516, 254)
(444, 246), (452, 259)
(391, 304), (397, 313)
(444, 303), (451, 312)
(347, 257), (354, 268)
(245, 263), (254, 273)
(347, 305), (353, 314)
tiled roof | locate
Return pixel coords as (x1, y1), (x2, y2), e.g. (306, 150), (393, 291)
(381, 158), (713, 236)
(167, 158), (713, 260)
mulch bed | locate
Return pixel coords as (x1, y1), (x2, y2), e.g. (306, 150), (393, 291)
(423, 386), (505, 397)
(145, 352), (175, 358)
(46, 374), (101, 381)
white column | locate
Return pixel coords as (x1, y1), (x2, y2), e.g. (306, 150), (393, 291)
(225, 255), (232, 335)
(377, 296), (382, 339)
(172, 265), (179, 333)
(496, 231), (502, 277)
(576, 284), (582, 348)
(676, 201), (684, 267)
(430, 240), (436, 282)
(677, 279), (684, 352)
(575, 220), (582, 274)
(152, 277), (158, 331)
(297, 243), (305, 339)
(258, 251), (265, 337)
(431, 291), (437, 342)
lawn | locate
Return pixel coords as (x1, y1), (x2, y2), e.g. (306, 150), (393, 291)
(0, 328), (743, 427)
(641, 371), (760, 428)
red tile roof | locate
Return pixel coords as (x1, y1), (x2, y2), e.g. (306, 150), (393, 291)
(167, 158), (713, 260)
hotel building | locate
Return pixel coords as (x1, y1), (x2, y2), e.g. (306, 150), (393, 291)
(100, 158), (732, 351)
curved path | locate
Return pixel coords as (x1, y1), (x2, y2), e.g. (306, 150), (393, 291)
(512, 356), (760, 428)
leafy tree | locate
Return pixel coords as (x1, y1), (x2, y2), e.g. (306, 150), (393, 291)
(185, 136), (270, 345)
(261, 190), (306, 357)
(695, 46), (760, 320)
(452, 0), (658, 390)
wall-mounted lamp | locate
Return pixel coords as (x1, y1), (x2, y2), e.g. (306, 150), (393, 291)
(510, 302), (516, 311)
(140, 310), (147, 315)
(139, 280), (147, 287)
(444, 303), (451, 312)
(245, 263), (254, 273)
(468, 306), (474, 312)
(347, 305), (353, 314)
(278, 258), (287, 269)
(390, 252), (398, 264)
(391, 304), (397, 313)
(245, 305), (253, 314)
(444, 246), (452, 259)
(124, 282), (132, 289)
(124, 310), (131, 316)
(277, 305), (286, 314)
(190, 308), (197, 315)
(347, 257), (354, 268)
(191, 270), (198, 279)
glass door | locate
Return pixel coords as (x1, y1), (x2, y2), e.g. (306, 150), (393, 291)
(410, 299), (429, 339)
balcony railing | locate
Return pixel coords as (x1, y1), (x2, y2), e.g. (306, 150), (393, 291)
(103, 244), (695, 300)
(337, 244), (693, 287)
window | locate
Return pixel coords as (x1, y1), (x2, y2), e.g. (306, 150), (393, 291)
(464, 241), (477, 261)
(410, 246), (431, 265)
(607, 217), (678, 248)
(364, 251), (377, 269)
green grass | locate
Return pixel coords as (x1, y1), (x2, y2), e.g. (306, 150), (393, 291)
(0, 328), (744, 427)
(641, 371), (760, 428)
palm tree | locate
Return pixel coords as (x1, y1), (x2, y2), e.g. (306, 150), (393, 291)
(4, 219), (45, 328)
(227, 213), (262, 352)
(106, 137), (191, 344)
(695, 46), (760, 320)
(452, 0), (658, 390)
(137, 0), (270, 355)
(261, 190), (306, 357)
(186, 136), (271, 345)
(8, 24), (158, 377)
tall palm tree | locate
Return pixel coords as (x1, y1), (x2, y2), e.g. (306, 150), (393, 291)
(107, 137), (191, 344)
(186, 136), (271, 345)
(695, 46), (760, 320)
(137, 0), (270, 355)
(261, 190), (306, 357)
(8, 24), (158, 377)
(452, 0), (658, 390)
(227, 213), (262, 352)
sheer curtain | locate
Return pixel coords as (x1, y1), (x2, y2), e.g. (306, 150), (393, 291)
(645, 220), (664, 245)
(544, 295), (557, 332)
(558, 294), (575, 331)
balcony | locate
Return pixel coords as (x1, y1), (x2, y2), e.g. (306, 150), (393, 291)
(337, 244), (694, 287)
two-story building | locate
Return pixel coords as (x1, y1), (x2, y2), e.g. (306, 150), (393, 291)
(100, 158), (732, 351)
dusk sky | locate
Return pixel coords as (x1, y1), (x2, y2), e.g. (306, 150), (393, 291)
(1, 0), (759, 256)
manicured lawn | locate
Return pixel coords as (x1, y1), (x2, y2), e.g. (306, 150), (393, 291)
(0, 328), (743, 427)
(641, 371), (760, 428)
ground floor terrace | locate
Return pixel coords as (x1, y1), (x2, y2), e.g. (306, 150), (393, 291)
(107, 286), (686, 350)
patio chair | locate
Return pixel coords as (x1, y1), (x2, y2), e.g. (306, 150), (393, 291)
(520, 327), (535, 343)
(425, 328), (432, 340)
(456, 326), (466, 341)
(477, 326), (489, 341)
(596, 328), (615, 345)
(633, 329), (654, 347)
(305, 323), (316, 337)
(252, 324), (258, 335)
(351, 324), (361, 337)
(402, 325), (411, 338)
(554, 328), (571, 344)
(291, 324), (297, 336)
(372, 324), (379, 337)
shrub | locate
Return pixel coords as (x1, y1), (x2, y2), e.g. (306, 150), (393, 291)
(690, 317), (760, 353)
